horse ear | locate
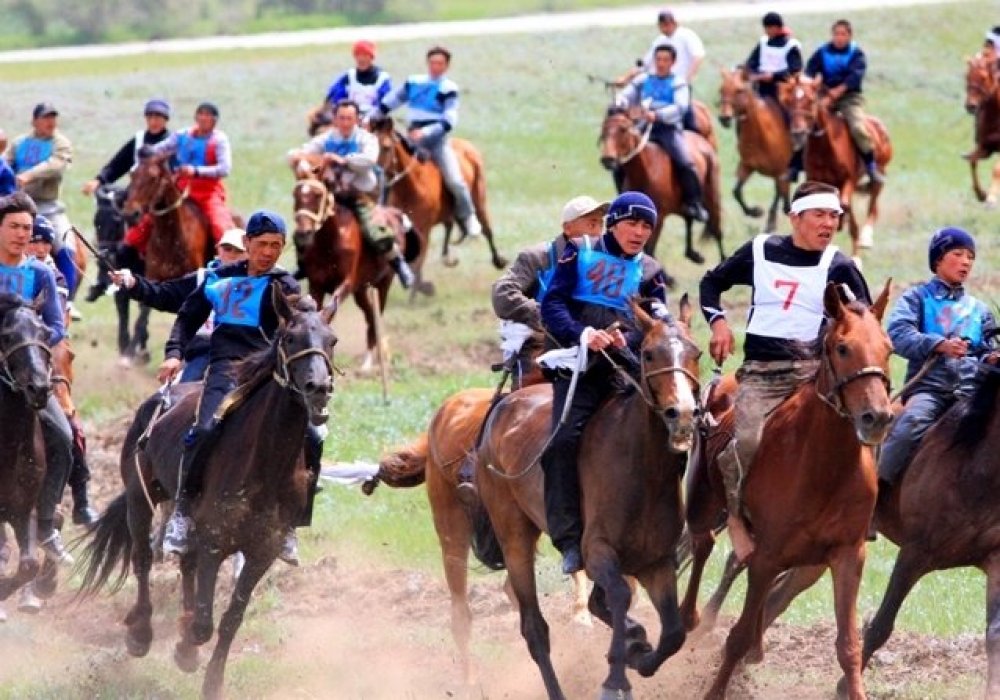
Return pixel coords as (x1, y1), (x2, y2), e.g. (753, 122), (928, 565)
(630, 297), (656, 334)
(871, 278), (892, 322)
(678, 293), (693, 326)
(823, 282), (845, 321)
(272, 285), (295, 325)
(320, 298), (339, 326)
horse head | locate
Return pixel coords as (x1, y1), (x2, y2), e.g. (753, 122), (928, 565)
(599, 108), (641, 171)
(0, 293), (53, 410)
(369, 116), (410, 181)
(965, 54), (996, 115)
(291, 177), (333, 246)
(781, 76), (820, 151)
(630, 295), (702, 453)
(816, 281), (894, 445)
(718, 67), (749, 128)
(271, 288), (338, 426)
(124, 154), (174, 218)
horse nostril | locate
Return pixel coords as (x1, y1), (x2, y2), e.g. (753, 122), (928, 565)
(664, 407), (680, 421)
(600, 156), (614, 171)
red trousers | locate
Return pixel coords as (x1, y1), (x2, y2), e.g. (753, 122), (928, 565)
(124, 178), (233, 252)
(124, 214), (154, 255)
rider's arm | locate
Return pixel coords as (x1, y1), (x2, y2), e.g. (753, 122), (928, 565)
(803, 48), (823, 80)
(491, 248), (544, 329)
(348, 131), (380, 170)
(685, 29), (707, 81)
(746, 44), (763, 74)
(127, 270), (199, 314)
(654, 81), (689, 125)
(96, 136), (138, 186)
(17, 132), (72, 183)
(540, 241), (587, 346)
(195, 131), (231, 179)
(886, 286), (941, 361)
(373, 81), (408, 118)
(419, 85), (459, 141)
(324, 72), (350, 106)
(615, 79), (640, 110)
(375, 73), (394, 106)
(843, 47), (867, 92)
(698, 238), (754, 327)
(0, 161), (14, 196)
(782, 45), (804, 80)
(164, 282), (212, 360)
(146, 131), (180, 158)
(34, 264), (65, 346)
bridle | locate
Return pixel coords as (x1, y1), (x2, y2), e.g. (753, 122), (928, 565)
(0, 322), (52, 393)
(719, 77), (749, 123)
(271, 331), (335, 410)
(601, 115), (652, 167)
(376, 129), (419, 188)
(815, 339), (891, 419)
(294, 179), (335, 228)
(150, 182), (191, 216)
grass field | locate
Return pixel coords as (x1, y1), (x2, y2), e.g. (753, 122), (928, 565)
(1, 1), (998, 697)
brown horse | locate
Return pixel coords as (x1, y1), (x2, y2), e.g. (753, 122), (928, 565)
(122, 155), (216, 281)
(681, 282), (893, 700)
(781, 77), (892, 261)
(599, 109), (724, 265)
(718, 68), (793, 233)
(77, 291), (336, 700)
(369, 117), (507, 279)
(471, 298), (701, 700)
(964, 53), (1000, 206)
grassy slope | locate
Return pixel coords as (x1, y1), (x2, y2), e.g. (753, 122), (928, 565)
(0, 1), (996, 695)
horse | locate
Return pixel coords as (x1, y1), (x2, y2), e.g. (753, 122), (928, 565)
(780, 77), (892, 261)
(470, 298), (701, 700)
(122, 155), (216, 282)
(599, 109), (725, 265)
(680, 282), (894, 700)
(963, 53), (1000, 206)
(77, 290), (336, 700)
(718, 68), (793, 233)
(369, 116), (508, 278)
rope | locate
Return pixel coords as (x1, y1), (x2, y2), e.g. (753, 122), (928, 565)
(133, 378), (176, 514)
(150, 184), (191, 217)
(612, 121), (653, 167)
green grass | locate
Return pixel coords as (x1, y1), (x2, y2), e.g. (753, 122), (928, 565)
(1, 1), (998, 696)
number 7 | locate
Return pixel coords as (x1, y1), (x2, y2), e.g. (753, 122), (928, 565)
(775, 280), (800, 310)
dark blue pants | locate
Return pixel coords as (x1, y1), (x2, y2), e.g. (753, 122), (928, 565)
(878, 392), (954, 484)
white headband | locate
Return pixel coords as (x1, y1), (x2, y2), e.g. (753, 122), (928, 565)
(789, 192), (843, 215)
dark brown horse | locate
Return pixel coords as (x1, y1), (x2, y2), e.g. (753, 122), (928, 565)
(682, 283), (894, 700)
(964, 53), (1000, 206)
(471, 298), (701, 700)
(369, 117), (507, 278)
(599, 109), (724, 265)
(718, 68), (793, 233)
(122, 155), (216, 282)
(781, 77), (892, 261)
(77, 291), (336, 700)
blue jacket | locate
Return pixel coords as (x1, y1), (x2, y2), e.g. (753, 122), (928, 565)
(0, 159), (15, 196)
(887, 277), (996, 396)
(0, 258), (65, 345)
(805, 41), (867, 92)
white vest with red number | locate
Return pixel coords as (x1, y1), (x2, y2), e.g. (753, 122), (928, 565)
(746, 234), (837, 340)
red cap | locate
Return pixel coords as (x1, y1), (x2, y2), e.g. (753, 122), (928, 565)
(353, 40), (376, 58)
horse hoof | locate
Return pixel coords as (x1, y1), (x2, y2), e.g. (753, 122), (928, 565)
(746, 645), (764, 665)
(173, 643), (200, 673)
(858, 225), (875, 249)
(117, 355), (133, 369)
(493, 255), (509, 269)
(17, 587), (41, 614)
(599, 687), (633, 700)
(418, 280), (435, 297)
(571, 608), (594, 628)
(126, 630), (152, 657)
(443, 255), (460, 268)
(746, 206), (764, 218)
(191, 620), (214, 645)
(685, 249), (705, 265)
(32, 576), (57, 600)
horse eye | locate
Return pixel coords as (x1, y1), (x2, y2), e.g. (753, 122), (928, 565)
(836, 343), (849, 357)
(643, 350), (654, 362)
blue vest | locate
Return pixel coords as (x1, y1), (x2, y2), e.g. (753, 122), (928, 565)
(175, 131), (216, 168)
(12, 137), (53, 174)
(820, 42), (857, 85)
(0, 263), (36, 302)
(572, 237), (643, 312)
(921, 288), (985, 347)
(203, 273), (270, 328)
(323, 132), (361, 157)
(535, 243), (559, 304)
(407, 77), (446, 115)
(640, 74), (676, 108)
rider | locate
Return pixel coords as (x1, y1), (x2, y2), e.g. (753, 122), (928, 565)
(142, 102), (235, 243)
(5, 103), (81, 315)
(699, 180), (871, 563)
(372, 45), (485, 239)
(80, 98), (173, 301)
(27, 215), (98, 528)
(322, 40), (393, 120)
(158, 211), (313, 566)
(539, 191), (673, 575)
(800, 19), (882, 185)
(288, 99), (415, 288)
(111, 228), (248, 383)
(0, 192), (75, 564)
(617, 44), (710, 222)
(746, 12), (803, 104)
(878, 228), (996, 489)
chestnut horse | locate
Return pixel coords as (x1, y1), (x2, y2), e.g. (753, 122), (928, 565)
(472, 299), (701, 700)
(964, 53), (1000, 206)
(681, 283), (893, 700)
(369, 117), (507, 283)
(599, 109), (724, 265)
(781, 78), (892, 261)
(718, 68), (793, 233)
(122, 155), (216, 282)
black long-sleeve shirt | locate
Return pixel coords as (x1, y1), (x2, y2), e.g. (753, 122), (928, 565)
(746, 34), (804, 82)
(95, 128), (171, 185)
(127, 266), (206, 313)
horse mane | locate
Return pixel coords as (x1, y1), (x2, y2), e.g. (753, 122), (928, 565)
(233, 296), (318, 386)
(0, 291), (26, 318)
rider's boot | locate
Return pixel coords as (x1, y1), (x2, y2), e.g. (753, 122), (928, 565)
(718, 440), (755, 564)
(461, 214), (483, 238)
(162, 430), (208, 557)
(279, 528), (300, 567)
(454, 453), (478, 509)
(385, 245), (414, 289)
(784, 148), (803, 185)
(37, 520), (72, 566)
(68, 416), (98, 529)
(862, 150), (884, 185)
(679, 167), (709, 222)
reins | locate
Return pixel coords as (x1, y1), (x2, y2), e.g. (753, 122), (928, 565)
(150, 183), (191, 217)
(815, 343), (891, 419)
(294, 179), (335, 226)
(604, 119), (653, 167)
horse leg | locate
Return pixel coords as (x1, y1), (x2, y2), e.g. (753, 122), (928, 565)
(859, 180), (880, 251)
(124, 487), (155, 657)
(587, 543), (637, 700)
(571, 570), (593, 626)
(829, 545), (867, 700)
(202, 554), (271, 700)
(134, 303), (152, 362)
(968, 151), (988, 202)
(441, 221), (459, 268)
(987, 159), (1000, 208)
(633, 562), (686, 678)
(173, 551), (201, 673)
(683, 217), (704, 265)
(679, 530), (715, 633)
(0, 515), (39, 600)
(702, 550), (747, 633)
(190, 548), (224, 646)
(354, 287), (378, 374)
(984, 552), (1000, 699)
(733, 163), (762, 218)
(840, 184), (861, 261)
(587, 579), (648, 652)
(745, 564), (827, 664)
(765, 178), (782, 233)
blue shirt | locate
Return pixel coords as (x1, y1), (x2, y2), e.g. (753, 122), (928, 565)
(0, 159), (15, 196)
(0, 258), (65, 345)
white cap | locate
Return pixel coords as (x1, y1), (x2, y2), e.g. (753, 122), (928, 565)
(218, 228), (247, 251)
(561, 195), (609, 224)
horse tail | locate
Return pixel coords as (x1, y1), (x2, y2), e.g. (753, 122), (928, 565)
(368, 433), (429, 492)
(470, 500), (506, 571)
(74, 491), (133, 598)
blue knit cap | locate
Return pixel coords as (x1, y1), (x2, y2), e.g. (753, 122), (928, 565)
(245, 210), (287, 238)
(143, 98), (171, 119)
(606, 191), (657, 228)
(928, 227), (975, 272)
(31, 215), (55, 244)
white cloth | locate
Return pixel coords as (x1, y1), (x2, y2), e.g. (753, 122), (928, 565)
(757, 36), (802, 74)
(536, 327), (594, 371)
(499, 320), (535, 361)
(642, 26), (706, 80)
(320, 460), (380, 486)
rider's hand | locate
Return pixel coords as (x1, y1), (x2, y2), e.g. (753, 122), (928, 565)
(758, 72), (774, 83)
(609, 329), (627, 349)
(709, 318), (736, 366)
(110, 269), (136, 289)
(157, 357), (182, 384)
(323, 153), (344, 166)
(585, 329), (616, 352)
(177, 165), (196, 177)
(81, 179), (100, 196)
(407, 128), (423, 144)
(935, 337), (969, 358)
(646, 109), (658, 123)
(15, 173), (29, 188)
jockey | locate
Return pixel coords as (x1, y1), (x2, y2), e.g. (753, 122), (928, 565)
(801, 19), (881, 184)
(0, 192), (75, 564)
(372, 45), (485, 238)
(323, 40), (393, 119)
(746, 12), (803, 103)
(143, 102), (235, 242)
(699, 181), (872, 563)
(617, 44), (709, 222)
(288, 99), (415, 288)
(157, 211), (314, 565)
(111, 228), (247, 383)
(5, 104), (80, 311)
(878, 228), (996, 489)
(27, 216), (97, 528)
(539, 191), (672, 575)
(81, 98), (172, 301)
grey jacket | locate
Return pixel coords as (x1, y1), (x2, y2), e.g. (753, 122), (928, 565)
(491, 234), (568, 330)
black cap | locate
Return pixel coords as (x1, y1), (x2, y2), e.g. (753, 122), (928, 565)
(195, 101), (219, 118)
(32, 102), (58, 119)
(657, 9), (675, 23)
(763, 12), (784, 28)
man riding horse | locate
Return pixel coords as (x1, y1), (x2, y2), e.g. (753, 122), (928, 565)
(700, 181), (872, 563)
(617, 44), (709, 222)
(539, 191), (673, 575)
(80, 98), (173, 301)
(288, 99), (414, 288)
(319, 40), (392, 124)
(746, 12), (802, 107)
(0, 192), (75, 564)
(371, 45), (484, 239)
(158, 211), (314, 565)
